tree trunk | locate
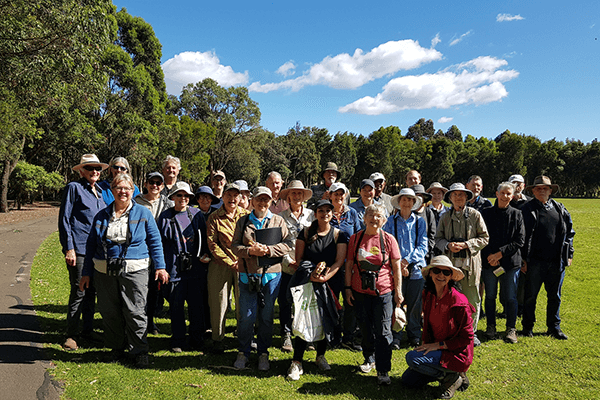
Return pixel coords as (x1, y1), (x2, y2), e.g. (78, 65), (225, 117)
(0, 159), (17, 212)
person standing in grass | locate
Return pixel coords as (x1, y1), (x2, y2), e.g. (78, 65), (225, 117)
(480, 182), (525, 344)
(286, 200), (347, 381)
(58, 154), (108, 351)
(402, 255), (474, 400)
(521, 176), (575, 340)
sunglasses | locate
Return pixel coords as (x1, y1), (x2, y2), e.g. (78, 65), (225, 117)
(173, 193), (189, 198)
(112, 165), (128, 171)
(430, 267), (452, 277)
(147, 180), (163, 186)
(83, 165), (103, 172)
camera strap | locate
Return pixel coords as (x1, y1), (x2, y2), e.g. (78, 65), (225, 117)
(101, 204), (132, 259)
(354, 229), (388, 272)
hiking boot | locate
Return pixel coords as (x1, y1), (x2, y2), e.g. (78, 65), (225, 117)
(281, 333), (293, 352)
(135, 353), (149, 369)
(287, 361), (303, 381)
(521, 329), (533, 338)
(315, 355), (331, 371)
(377, 371), (391, 386)
(258, 353), (270, 371)
(457, 372), (470, 392)
(439, 372), (462, 399)
(505, 328), (518, 344)
(547, 328), (568, 340)
(485, 326), (496, 339)
(359, 361), (376, 373)
(63, 337), (78, 351)
(233, 352), (248, 370)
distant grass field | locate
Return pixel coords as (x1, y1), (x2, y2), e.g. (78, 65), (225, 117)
(31, 199), (600, 399)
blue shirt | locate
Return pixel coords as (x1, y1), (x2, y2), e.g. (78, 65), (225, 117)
(349, 198), (386, 230)
(97, 179), (141, 206)
(330, 205), (361, 239)
(383, 212), (428, 279)
(58, 178), (106, 255)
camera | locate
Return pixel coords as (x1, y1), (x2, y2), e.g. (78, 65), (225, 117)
(360, 270), (379, 291)
(107, 257), (126, 276)
(248, 274), (262, 293)
(450, 237), (468, 259)
(176, 252), (193, 273)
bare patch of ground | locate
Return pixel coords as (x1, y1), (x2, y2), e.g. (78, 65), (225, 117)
(0, 201), (60, 226)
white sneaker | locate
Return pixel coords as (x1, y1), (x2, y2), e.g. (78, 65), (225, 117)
(258, 353), (270, 371)
(359, 361), (376, 373)
(315, 355), (331, 371)
(287, 361), (303, 381)
(233, 352), (248, 369)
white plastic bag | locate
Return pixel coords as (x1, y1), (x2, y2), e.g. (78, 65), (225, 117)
(291, 282), (325, 342)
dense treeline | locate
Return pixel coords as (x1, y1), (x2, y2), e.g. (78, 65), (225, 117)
(1, 2), (599, 211)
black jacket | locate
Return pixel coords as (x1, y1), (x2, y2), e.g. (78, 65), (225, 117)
(481, 205), (525, 270)
(521, 198), (575, 268)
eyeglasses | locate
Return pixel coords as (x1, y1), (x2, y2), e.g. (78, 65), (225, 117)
(430, 267), (452, 277)
(112, 165), (128, 172)
(147, 180), (162, 186)
(114, 186), (133, 192)
(83, 165), (102, 172)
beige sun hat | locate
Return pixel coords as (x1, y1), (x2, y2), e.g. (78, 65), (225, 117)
(279, 180), (313, 202)
(168, 181), (194, 199)
(422, 255), (465, 281)
(391, 188), (423, 211)
(426, 182), (449, 194)
(252, 186), (273, 199)
(72, 154), (109, 172)
(444, 183), (474, 203)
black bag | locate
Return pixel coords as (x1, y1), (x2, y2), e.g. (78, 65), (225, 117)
(353, 229), (388, 295)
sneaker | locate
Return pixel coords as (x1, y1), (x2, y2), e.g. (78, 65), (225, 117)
(135, 353), (149, 368)
(258, 353), (270, 371)
(359, 361), (376, 373)
(457, 372), (470, 392)
(287, 361), (303, 381)
(473, 335), (481, 347)
(63, 337), (78, 351)
(505, 328), (518, 344)
(439, 372), (462, 399)
(315, 355), (331, 371)
(281, 333), (293, 352)
(485, 326), (496, 339)
(377, 371), (391, 386)
(233, 352), (248, 370)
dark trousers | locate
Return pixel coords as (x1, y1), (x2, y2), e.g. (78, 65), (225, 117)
(278, 272), (293, 336)
(329, 268), (358, 344)
(164, 277), (206, 348)
(522, 259), (565, 332)
(146, 267), (159, 331)
(66, 255), (95, 337)
(354, 290), (393, 373)
(293, 337), (327, 362)
(402, 278), (424, 341)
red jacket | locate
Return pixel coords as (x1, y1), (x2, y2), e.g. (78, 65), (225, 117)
(422, 288), (474, 372)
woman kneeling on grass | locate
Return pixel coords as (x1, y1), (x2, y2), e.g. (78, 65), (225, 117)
(286, 200), (348, 381)
(402, 255), (474, 399)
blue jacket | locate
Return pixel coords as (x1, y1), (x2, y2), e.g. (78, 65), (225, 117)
(97, 179), (141, 206)
(330, 205), (361, 239)
(83, 201), (166, 276)
(58, 178), (106, 255)
(383, 212), (428, 279)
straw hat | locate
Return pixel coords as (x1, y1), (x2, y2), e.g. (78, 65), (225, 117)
(279, 180), (313, 202)
(391, 188), (423, 211)
(422, 255), (465, 281)
(72, 154), (109, 172)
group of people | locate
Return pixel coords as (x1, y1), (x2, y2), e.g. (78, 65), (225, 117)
(58, 154), (574, 399)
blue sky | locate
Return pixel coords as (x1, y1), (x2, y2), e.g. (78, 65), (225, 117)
(115, 0), (600, 143)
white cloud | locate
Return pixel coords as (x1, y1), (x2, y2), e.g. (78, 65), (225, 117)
(249, 39), (442, 93)
(496, 13), (524, 22)
(162, 51), (249, 95)
(449, 30), (473, 46)
(338, 56), (519, 115)
(431, 33), (441, 48)
(438, 117), (453, 123)
(276, 61), (296, 77)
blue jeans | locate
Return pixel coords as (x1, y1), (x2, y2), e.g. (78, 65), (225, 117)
(164, 277), (206, 348)
(402, 278), (424, 341)
(482, 267), (519, 330)
(402, 349), (445, 387)
(353, 291), (393, 373)
(522, 259), (565, 332)
(238, 273), (281, 356)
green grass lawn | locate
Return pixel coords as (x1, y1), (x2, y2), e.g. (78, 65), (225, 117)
(31, 199), (600, 399)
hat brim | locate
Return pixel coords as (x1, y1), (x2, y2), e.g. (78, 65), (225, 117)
(426, 186), (448, 195)
(391, 194), (423, 211)
(196, 191), (220, 204)
(279, 187), (313, 203)
(415, 192), (432, 203)
(422, 264), (464, 281)
(526, 183), (559, 194)
(444, 189), (474, 203)
(72, 162), (109, 172)
(322, 169), (341, 180)
(169, 189), (194, 199)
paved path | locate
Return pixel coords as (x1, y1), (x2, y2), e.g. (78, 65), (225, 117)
(0, 216), (62, 400)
